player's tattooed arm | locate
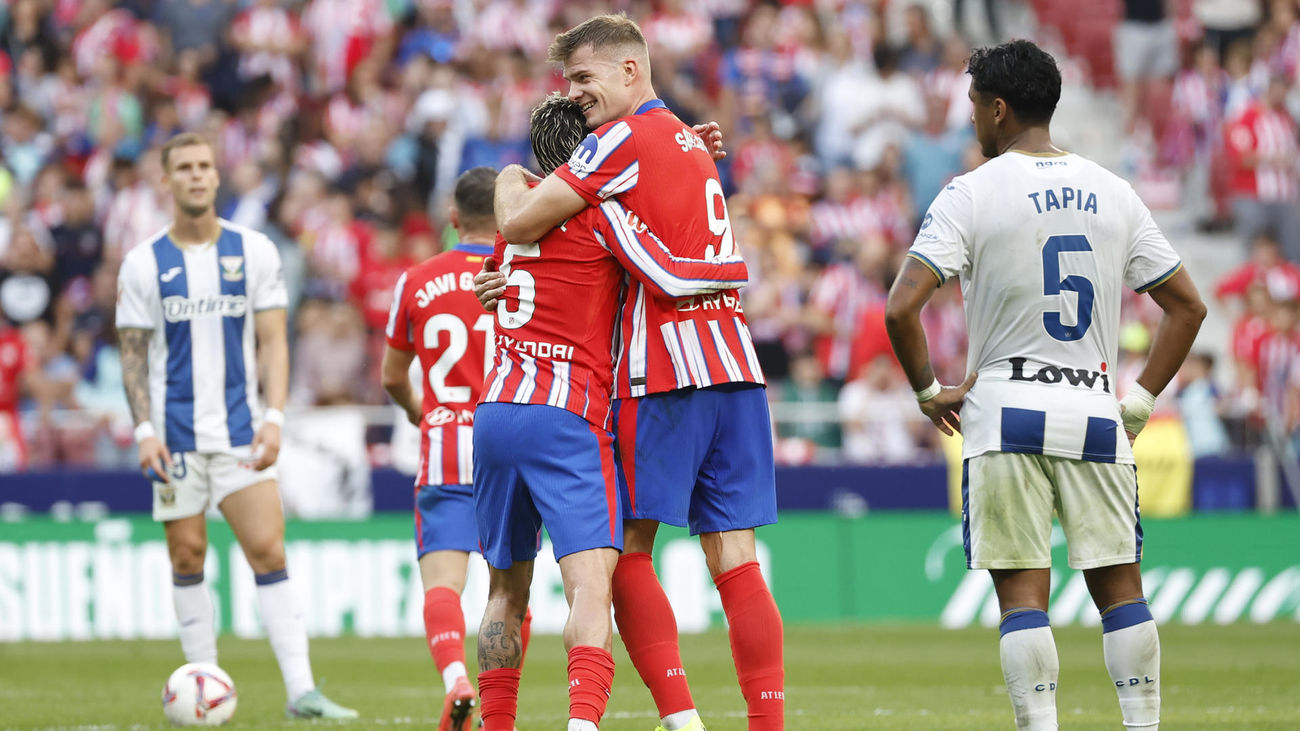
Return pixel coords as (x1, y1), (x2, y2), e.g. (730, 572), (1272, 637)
(117, 327), (153, 426)
(477, 612), (526, 670)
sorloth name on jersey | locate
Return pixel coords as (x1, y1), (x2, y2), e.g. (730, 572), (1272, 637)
(1026, 187), (1099, 215)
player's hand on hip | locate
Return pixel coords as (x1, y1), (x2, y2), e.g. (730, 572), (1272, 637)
(693, 121), (727, 161)
(474, 258), (507, 312)
(919, 371), (978, 436)
(250, 423), (281, 470)
(139, 436), (174, 482)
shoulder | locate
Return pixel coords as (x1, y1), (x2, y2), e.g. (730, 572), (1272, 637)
(927, 170), (976, 207)
(121, 232), (166, 276)
(220, 219), (277, 254)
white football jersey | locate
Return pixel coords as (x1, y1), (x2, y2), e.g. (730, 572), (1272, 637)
(116, 220), (288, 452)
(909, 151), (1181, 464)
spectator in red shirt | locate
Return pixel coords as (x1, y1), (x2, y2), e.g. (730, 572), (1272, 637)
(0, 320), (35, 471)
(1215, 232), (1300, 302)
(1224, 75), (1300, 258)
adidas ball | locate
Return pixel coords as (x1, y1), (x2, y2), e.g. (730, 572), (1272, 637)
(161, 662), (238, 726)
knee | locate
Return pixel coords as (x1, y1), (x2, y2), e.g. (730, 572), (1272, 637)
(241, 536), (286, 574)
(169, 540), (207, 575)
(428, 575), (467, 595)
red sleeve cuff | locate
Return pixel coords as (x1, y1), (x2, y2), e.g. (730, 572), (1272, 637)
(385, 336), (415, 352)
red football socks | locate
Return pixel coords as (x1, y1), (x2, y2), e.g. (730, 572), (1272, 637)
(477, 668), (520, 731)
(422, 587), (466, 672)
(715, 562), (785, 730)
(613, 552), (695, 717)
(567, 645), (616, 725)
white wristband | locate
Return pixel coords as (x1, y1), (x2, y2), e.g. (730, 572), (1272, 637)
(1119, 384), (1157, 436)
(263, 408), (285, 427)
(133, 421), (156, 443)
(915, 378), (942, 403)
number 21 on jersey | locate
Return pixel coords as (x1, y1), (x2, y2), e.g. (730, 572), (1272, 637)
(423, 312), (493, 403)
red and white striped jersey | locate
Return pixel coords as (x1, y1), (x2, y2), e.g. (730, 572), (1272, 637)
(1256, 328), (1300, 408)
(1225, 104), (1300, 202)
(483, 195), (750, 425)
(555, 100), (766, 398)
(386, 244), (495, 487)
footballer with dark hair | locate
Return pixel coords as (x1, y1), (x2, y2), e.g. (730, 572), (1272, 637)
(886, 39), (1206, 731)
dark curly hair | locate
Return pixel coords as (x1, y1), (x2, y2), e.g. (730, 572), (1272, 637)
(530, 93), (589, 175)
(966, 40), (1061, 125)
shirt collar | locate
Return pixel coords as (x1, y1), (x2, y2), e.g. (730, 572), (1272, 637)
(453, 243), (494, 256)
(635, 99), (667, 115)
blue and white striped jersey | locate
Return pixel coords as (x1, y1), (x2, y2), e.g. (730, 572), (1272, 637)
(116, 220), (288, 452)
(908, 152), (1182, 465)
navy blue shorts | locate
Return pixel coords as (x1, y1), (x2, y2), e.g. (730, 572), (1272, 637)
(473, 403), (622, 570)
(612, 383), (776, 535)
(414, 482), (479, 557)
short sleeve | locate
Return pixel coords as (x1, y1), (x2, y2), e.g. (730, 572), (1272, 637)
(907, 178), (973, 285)
(1123, 191), (1182, 293)
(554, 121), (639, 205)
(115, 250), (157, 329)
(249, 236), (289, 311)
(384, 270), (414, 350)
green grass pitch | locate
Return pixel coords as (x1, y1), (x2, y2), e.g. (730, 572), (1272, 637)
(2, 623), (1298, 730)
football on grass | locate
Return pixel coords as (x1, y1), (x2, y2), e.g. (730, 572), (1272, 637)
(161, 662), (237, 726)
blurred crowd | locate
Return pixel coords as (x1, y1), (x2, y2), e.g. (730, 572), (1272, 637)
(0, 0), (1297, 472)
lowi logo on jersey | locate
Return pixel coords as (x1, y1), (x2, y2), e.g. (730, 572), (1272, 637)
(1008, 357), (1111, 393)
(162, 294), (249, 322)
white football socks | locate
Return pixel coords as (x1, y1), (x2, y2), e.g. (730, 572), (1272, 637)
(999, 609), (1059, 731)
(172, 574), (217, 664)
(567, 719), (599, 731)
(1102, 600), (1160, 729)
(442, 661), (468, 693)
(255, 570), (315, 701)
(660, 710), (701, 730)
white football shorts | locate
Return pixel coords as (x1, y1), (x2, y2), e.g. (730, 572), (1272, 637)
(151, 446), (278, 521)
(963, 451), (1143, 570)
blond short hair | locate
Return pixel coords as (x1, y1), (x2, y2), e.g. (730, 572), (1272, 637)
(547, 13), (647, 65)
(160, 132), (214, 171)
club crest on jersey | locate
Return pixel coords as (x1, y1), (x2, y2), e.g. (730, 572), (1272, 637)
(1009, 357), (1111, 393)
(219, 256), (244, 282)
